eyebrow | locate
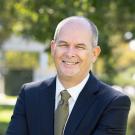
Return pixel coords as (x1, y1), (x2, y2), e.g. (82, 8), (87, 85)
(57, 40), (87, 46)
(56, 40), (68, 44)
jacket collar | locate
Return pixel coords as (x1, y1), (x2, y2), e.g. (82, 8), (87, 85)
(39, 72), (100, 135)
(64, 72), (100, 135)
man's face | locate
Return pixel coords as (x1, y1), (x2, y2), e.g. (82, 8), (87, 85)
(51, 22), (100, 82)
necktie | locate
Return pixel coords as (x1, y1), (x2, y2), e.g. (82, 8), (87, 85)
(54, 90), (71, 135)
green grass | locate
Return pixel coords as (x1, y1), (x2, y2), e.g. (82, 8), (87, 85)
(0, 105), (14, 135)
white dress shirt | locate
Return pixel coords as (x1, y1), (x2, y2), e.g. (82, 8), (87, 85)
(55, 73), (90, 117)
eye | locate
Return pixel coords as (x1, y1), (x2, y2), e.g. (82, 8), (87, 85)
(58, 43), (68, 47)
(76, 45), (85, 50)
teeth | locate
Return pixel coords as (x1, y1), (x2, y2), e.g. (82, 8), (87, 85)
(65, 62), (75, 65)
(63, 60), (78, 65)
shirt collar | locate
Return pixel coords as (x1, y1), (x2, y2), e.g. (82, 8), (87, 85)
(56, 73), (90, 101)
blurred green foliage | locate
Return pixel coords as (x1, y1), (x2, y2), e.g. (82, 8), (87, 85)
(0, 1), (135, 134)
(127, 96), (135, 135)
(5, 51), (39, 69)
(0, 0), (135, 85)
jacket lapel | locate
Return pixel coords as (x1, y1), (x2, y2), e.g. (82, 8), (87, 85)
(64, 73), (100, 135)
(38, 77), (56, 135)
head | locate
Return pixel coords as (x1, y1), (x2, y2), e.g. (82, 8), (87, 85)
(51, 16), (101, 87)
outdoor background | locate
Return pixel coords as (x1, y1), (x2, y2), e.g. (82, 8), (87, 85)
(0, 0), (135, 135)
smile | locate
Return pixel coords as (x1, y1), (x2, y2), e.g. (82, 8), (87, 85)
(62, 60), (79, 65)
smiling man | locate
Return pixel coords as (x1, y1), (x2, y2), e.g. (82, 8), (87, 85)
(51, 17), (100, 88)
(6, 16), (130, 135)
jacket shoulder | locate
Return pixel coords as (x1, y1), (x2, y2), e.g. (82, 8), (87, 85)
(20, 77), (56, 94)
(98, 81), (131, 106)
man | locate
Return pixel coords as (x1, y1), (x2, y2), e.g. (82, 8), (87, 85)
(6, 16), (130, 135)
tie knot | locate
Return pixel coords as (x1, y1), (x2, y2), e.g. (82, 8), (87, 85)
(60, 90), (71, 102)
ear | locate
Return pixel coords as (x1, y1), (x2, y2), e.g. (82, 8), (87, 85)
(50, 40), (56, 56)
(92, 46), (101, 63)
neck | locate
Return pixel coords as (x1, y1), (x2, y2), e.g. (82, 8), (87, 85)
(58, 74), (89, 89)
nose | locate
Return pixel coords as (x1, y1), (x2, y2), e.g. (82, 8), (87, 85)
(65, 47), (75, 58)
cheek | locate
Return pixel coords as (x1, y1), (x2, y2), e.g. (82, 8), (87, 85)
(81, 53), (93, 66)
(80, 51), (91, 60)
(53, 49), (64, 62)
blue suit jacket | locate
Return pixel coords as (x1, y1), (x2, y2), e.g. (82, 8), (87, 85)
(6, 73), (131, 135)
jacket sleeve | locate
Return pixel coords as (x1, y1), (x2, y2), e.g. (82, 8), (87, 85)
(92, 94), (131, 135)
(5, 85), (29, 135)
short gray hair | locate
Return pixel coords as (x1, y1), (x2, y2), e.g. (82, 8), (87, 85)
(53, 16), (99, 47)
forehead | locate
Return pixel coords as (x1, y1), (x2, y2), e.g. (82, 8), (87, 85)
(56, 21), (92, 44)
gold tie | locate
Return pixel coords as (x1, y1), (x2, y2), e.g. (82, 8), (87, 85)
(54, 90), (71, 135)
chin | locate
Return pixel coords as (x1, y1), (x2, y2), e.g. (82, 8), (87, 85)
(61, 72), (79, 79)
(58, 68), (80, 78)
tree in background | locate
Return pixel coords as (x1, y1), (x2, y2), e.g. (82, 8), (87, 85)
(0, 0), (135, 85)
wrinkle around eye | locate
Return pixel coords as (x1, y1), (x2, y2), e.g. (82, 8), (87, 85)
(75, 45), (86, 50)
(76, 46), (85, 50)
(57, 44), (69, 48)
